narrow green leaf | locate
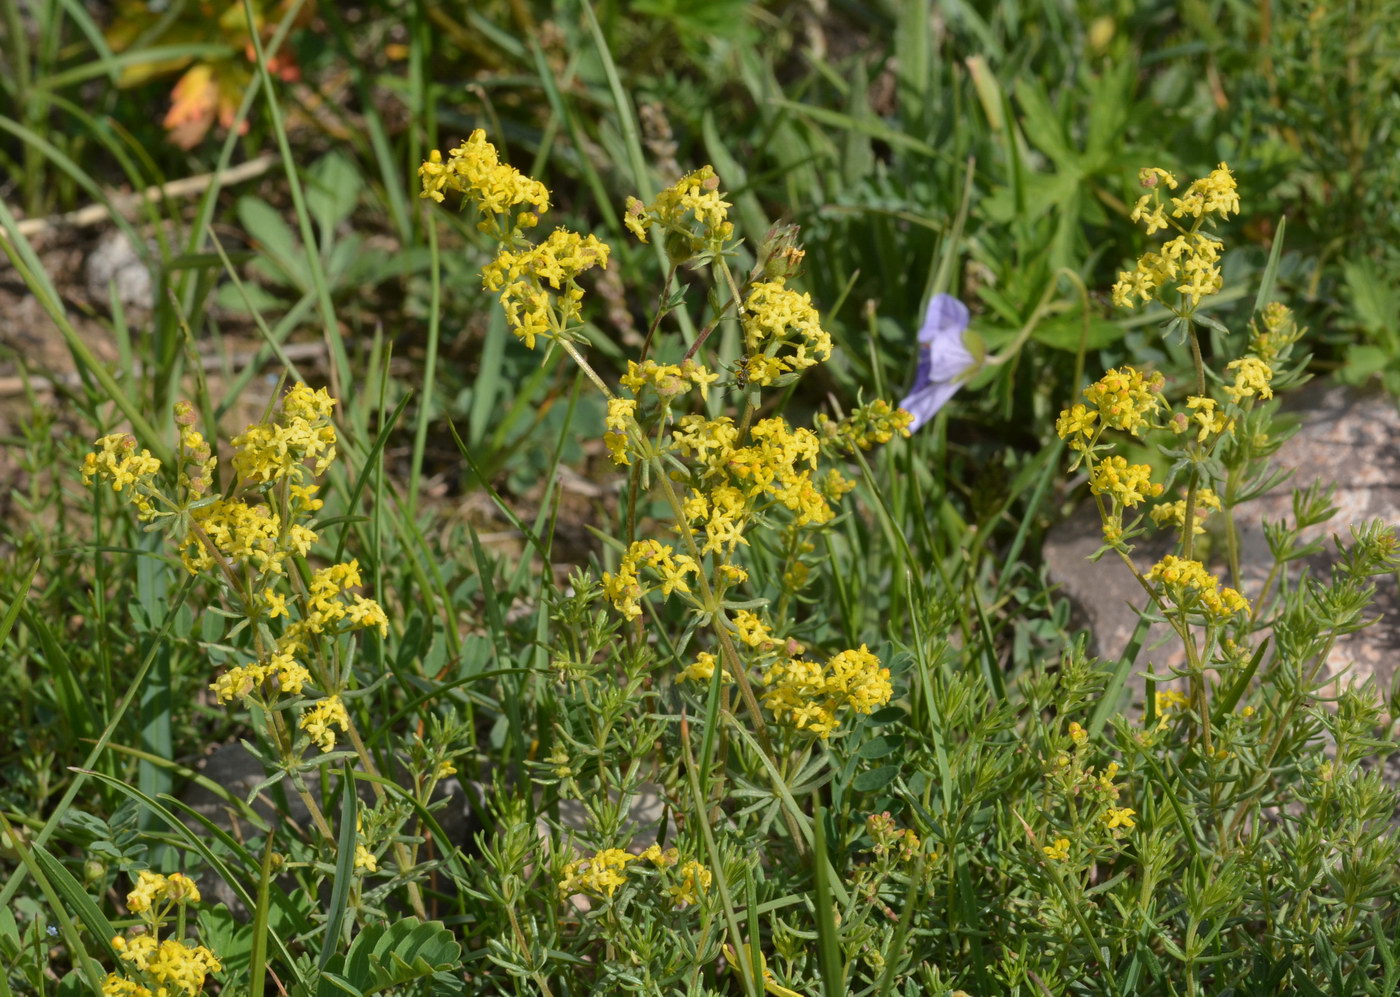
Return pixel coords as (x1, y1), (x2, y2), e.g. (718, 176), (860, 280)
(812, 803), (845, 997)
(319, 764), (359, 974)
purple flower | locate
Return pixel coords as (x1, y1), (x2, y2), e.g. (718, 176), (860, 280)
(899, 293), (973, 432)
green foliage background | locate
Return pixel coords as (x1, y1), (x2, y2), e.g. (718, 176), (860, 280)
(3, 1), (1400, 995)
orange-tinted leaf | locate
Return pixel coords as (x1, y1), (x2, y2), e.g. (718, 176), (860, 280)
(164, 63), (218, 148)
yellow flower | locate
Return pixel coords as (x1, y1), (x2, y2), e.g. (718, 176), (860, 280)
(1156, 688), (1192, 713)
(741, 279), (833, 386)
(1223, 356), (1274, 404)
(1082, 367), (1164, 436)
(679, 650), (730, 684)
(1054, 403), (1098, 448)
(1042, 837), (1071, 861)
(354, 842), (378, 873)
(163, 873), (201, 905)
(666, 860), (713, 908)
(1102, 807), (1137, 830)
(732, 609), (773, 649)
(1129, 194), (1170, 236)
(1150, 488), (1222, 535)
(1146, 555), (1251, 621)
(1089, 456), (1163, 508)
(761, 644), (891, 738)
(263, 588), (288, 619)
(83, 434), (163, 519)
(1184, 395), (1231, 442)
(604, 397), (636, 466)
(600, 540), (698, 620)
(125, 870), (168, 914)
(718, 563), (749, 585)
(418, 130), (550, 232)
(558, 848), (639, 900)
(623, 165), (734, 257)
(299, 695), (350, 753)
(481, 229), (610, 349)
(102, 974), (152, 997)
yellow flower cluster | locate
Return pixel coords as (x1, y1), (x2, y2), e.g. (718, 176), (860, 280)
(1113, 232), (1225, 308)
(674, 415), (849, 556)
(556, 843), (709, 909)
(816, 399), (915, 452)
(1081, 366), (1165, 436)
(558, 843), (678, 901)
(231, 383), (336, 484)
(125, 870), (201, 915)
(619, 358), (720, 400)
(104, 871), (219, 997)
(601, 540), (698, 620)
(1224, 356), (1274, 404)
(210, 620), (308, 703)
(1150, 487), (1222, 535)
(740, 279), (833, 386)
(760, 644), (892, 738)
(83, 434), (163, 519)
(606, 359), (722, 465)
(105, 938), (221, 997)
(420, 133), (613, 349)
(1054, 403), (1098, 451)
(210, 560), (386, 705)
(666, 860), (713, 908)
(182, 497), (316, 577)
(1089, 456), (1163, 508)
(623, 165), (734, 257)
(678, 650), (731, 684)
(300, 694), (349, 752)
(604, 397), (636, 465)
(1112, 163), (1238, 309)
(481, 228), (611, 350)
(417, 130), (550, 231)
(307, 560), (389, 636)
(176, 384), (334, 578)
(1169, 163), (1240, 220)
(1146, 555), (1250, 621)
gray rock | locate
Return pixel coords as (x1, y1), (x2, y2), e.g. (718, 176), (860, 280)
(178, 742), (477, 912)
(84, 230), (153, 310)
(1046, 380), (1400, 705)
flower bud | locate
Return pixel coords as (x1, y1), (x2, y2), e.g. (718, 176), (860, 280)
(758, 223), (805, 280)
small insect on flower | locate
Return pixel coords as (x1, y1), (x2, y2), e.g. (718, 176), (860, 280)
(899, 293), (976, 432)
